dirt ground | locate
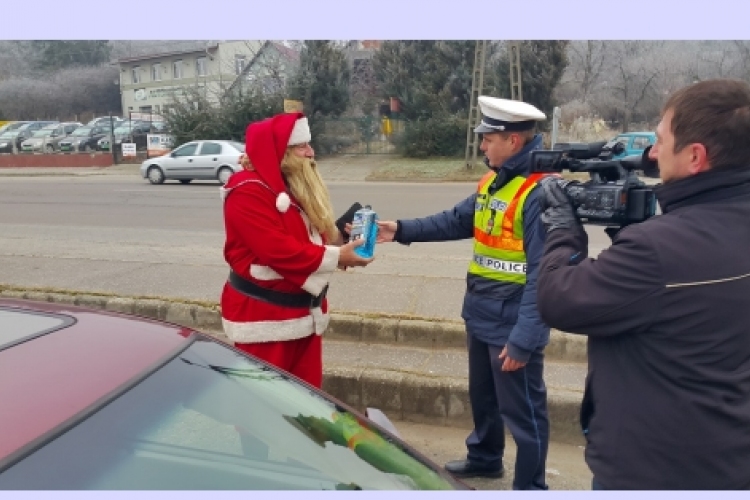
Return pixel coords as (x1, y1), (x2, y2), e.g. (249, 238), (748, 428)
(391, 419), (593, 491)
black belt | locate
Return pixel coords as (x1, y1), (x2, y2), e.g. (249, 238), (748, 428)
(228, 270), (328, 309)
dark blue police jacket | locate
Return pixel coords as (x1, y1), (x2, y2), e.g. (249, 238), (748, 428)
(397, 134), (549, 363)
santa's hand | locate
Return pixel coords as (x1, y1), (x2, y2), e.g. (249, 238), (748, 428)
(338, 238), (374, 268)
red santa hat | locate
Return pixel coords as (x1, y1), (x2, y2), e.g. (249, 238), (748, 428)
(244, 112), (311, 213)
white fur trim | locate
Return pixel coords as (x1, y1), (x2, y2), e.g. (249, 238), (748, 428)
(222, 307), (329, 343)
(301, 245), (339, 296)
(249, 264), (283, 281)
(276, 192), (291, 213)
(288, 117), (311, 146)
(299, 210), (323, 245)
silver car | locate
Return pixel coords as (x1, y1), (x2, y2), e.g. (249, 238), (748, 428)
(140, 140), (245, 185)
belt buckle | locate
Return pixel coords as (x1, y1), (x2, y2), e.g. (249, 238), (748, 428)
(311, 284), (328, 308)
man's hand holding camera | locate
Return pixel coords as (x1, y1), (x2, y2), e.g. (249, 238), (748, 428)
(538, 176), (582, 233)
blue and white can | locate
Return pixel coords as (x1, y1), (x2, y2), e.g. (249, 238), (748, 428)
(350, 205), (378, 258)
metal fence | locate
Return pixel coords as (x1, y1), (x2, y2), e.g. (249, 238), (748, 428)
(315, 116), (406, 155)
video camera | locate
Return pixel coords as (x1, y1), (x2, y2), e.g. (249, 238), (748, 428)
(530, 139), (660, 227)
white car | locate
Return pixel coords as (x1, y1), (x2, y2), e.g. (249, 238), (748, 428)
(140, 140), (244, 185)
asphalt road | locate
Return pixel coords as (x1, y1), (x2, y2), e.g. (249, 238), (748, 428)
(0, 175), (615, 319)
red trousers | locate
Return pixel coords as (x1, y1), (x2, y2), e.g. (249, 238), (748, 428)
(234, 334), (322, 388)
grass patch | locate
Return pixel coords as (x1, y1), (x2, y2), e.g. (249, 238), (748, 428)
(366, 157), (486, 182)
(363, 156), (593, 183)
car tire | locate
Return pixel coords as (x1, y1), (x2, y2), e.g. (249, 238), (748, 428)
(84, 144), (93, 152)
(147, 166), (166, 185)
(45, 144), (54, 153)
(179, 179), (192, 184)
(217, 167), (234, 186)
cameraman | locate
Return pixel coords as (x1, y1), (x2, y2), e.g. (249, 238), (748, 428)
(536, 78), (750, 490)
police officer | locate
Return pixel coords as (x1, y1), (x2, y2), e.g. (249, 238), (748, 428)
(377, 96), (550, 490)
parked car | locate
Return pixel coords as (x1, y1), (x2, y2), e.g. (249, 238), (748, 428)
(141, 140), (245, 185)
(0, 130), (22, 153)
(0, 298), (466, 490)
(20, 122), (82, 153)
(98, 120), (151, 152)
(58, 125), (108, 153)
(610, 131), (656, 158)
(87, 116), (123, 129)
(12, 121), (59, 151)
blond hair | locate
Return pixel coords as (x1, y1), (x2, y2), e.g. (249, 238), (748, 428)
(280, 149), (338, 241)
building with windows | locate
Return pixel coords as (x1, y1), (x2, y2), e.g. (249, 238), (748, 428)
(224, 41), (300, 98)
(116, 41), (266, 116)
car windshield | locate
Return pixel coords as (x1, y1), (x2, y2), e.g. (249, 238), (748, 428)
(71, 127), (93, 137)
(0, 132), (16, 139)
(0, 338), (455, 490)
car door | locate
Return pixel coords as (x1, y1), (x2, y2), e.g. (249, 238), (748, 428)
(613, 135), (633, 158)
(194, 142), (224, 179)
(162, 142), (201, 178)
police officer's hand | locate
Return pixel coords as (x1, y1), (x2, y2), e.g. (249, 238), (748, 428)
(538, 176), (581, 233)
(338, 238), (374, 268)
(499, 346), (526, 372)
(376, 221), (397, 243)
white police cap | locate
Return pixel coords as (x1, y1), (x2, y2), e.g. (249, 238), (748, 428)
(474, 96), (546, 134)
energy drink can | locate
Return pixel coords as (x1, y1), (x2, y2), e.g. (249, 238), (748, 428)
(350, 205), (378, 258)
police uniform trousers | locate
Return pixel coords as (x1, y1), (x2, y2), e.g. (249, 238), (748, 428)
(465, 332), (549, 490)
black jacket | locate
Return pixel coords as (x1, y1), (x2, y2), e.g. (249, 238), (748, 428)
(537, 168), (750, 489)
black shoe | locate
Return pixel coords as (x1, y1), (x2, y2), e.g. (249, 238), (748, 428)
(444, 459), (504, 479)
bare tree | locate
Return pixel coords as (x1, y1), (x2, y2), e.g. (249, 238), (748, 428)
(567, 40), (607, 102)
(590, 41), (663, 131)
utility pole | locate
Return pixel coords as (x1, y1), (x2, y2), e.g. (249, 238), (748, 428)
(508, 41), (523, 101)
(464, 40), (488, 170)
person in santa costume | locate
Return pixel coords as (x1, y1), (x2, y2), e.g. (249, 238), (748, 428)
(219, 112), (373, 388)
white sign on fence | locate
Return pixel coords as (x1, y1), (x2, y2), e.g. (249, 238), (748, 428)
(122, 143), (137, 157)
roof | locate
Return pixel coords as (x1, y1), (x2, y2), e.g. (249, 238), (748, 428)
(269, 42), (300, 63)
(0, 299), (194, 463)
(116, 44), (219, 64)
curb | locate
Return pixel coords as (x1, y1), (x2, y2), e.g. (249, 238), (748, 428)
(0, 286), (588, 364)
(0, 286), (587, 446)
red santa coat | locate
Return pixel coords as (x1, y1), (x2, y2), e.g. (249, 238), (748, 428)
(219, 113), (340, 344)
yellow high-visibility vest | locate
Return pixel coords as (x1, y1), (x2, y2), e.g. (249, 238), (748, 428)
(469, 171), (546, 285)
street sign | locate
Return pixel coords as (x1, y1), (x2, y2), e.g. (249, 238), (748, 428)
(122, 143), (137, 157)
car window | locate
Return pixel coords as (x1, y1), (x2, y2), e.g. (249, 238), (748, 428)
(64, 125), (77, 134)
(71, 127), (93, 137)
(632, 137), (651, 149)
(173, 143), (198, 157)
(0, 339), (455, 490)
(229, 142), (245, 153)
(198, 142), (222, 156)
(0, 308), (73, 351)
(614, 135), (631, 148)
